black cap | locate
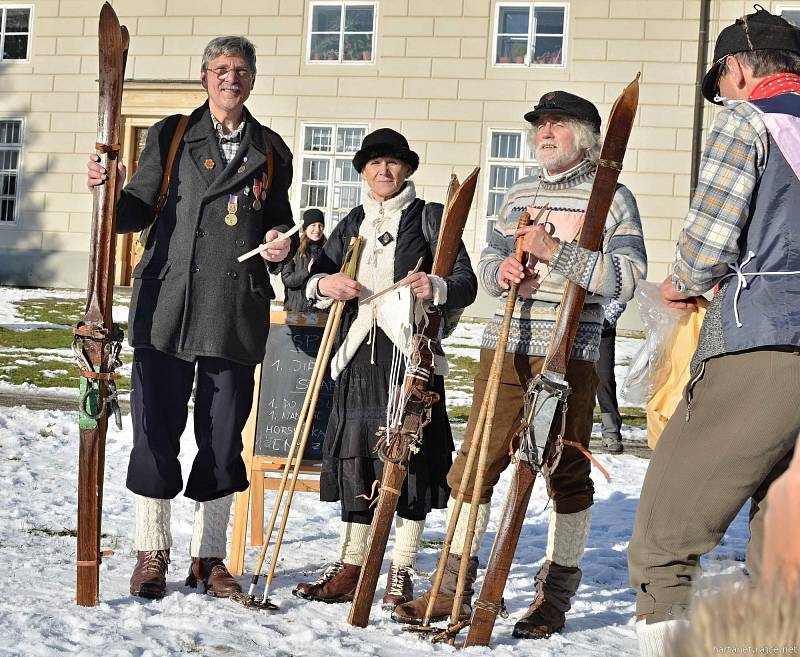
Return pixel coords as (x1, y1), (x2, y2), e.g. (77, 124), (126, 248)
(524, 91), (602, 133)
(702, 5), (800, 104)
(302, 208), (325, 229)
(352, 128), (420, 173)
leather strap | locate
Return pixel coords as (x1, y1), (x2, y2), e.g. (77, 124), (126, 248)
(263, 126), (274, 203)
(135, 115), (189, 255)
(155, 114), (189, 216)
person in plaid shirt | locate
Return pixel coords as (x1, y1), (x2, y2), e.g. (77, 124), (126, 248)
(629, 9), (800, 655)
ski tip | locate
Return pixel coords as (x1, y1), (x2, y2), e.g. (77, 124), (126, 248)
(99, 2), (121, 31)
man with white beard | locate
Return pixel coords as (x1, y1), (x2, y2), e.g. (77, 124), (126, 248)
(392, 91), (647, 640)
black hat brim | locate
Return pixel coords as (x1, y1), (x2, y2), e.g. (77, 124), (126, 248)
(701, 61), (723, 105)
(352, 145), (419, 173)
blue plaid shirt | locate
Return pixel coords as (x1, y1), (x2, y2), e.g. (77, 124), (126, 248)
(672, 100), (770, 296)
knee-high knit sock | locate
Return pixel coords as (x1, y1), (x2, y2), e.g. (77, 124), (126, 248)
(448, 498), (491, 559)
(338, 521), (371, 566)
(392, 517), (425, 569)
(545, 508), (591, 567)
(190, 494), (234, 558)
(134, 494), (172, 551)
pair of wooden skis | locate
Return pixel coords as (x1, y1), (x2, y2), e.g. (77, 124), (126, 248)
(75, 3), (128, 607)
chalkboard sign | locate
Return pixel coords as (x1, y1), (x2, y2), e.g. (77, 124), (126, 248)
(254, 310), (334, 461)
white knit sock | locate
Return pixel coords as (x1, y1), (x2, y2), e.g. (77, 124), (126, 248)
(636, 619), (686, 657)
(134, 495), (172, 551)
(190, 494), (233, 558)
(338, 521), (371, 566)
(448, 498), (490, 558)
(545, 508), (591, 567)
(392, 517), (425, 569)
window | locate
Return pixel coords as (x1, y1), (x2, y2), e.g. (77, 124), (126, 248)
(0, 119), (22, 223)
(299, 124), (367, 226)
(0, 6), (32, 62)
(308, 2), (377, 63)
(494, 3), (567, 67)
(777, 5), (800, 26)
(484, 129), (537, 241)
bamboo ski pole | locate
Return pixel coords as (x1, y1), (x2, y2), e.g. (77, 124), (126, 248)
(445, 211), (533, 643)
(414, 210), (536, 634)
(242, 300), (338, 602)
(238, 236), (364, 610)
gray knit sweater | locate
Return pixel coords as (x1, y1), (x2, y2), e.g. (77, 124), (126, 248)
(480, 159), (647, 362)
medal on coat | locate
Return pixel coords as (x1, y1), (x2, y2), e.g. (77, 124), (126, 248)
(237, 155), (248, 174)
(252, 177), (262, 211)
(225, 194), (238, 226)
(260, 173), (267, 200)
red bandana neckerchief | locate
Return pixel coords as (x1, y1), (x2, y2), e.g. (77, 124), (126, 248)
(748, 73), (800, 100)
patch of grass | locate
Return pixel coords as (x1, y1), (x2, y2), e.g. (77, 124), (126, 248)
(27, 526), (113, 539)
(421, 538), (444, 549)
(15, 298), (85, 326)
(0, 327), (74, 350)
(13, 295), (129, 329)
(593, 405), (647, 427)
(0, 352), (131, 390)
(447, 405), (471, 423)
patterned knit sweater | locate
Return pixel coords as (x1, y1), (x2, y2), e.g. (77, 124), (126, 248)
(480, 159), (647, 362)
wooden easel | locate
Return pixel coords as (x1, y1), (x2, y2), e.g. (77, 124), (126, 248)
(229, 311), (329, 576)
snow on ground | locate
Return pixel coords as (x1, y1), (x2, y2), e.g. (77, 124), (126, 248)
(0, 287), (751, 656)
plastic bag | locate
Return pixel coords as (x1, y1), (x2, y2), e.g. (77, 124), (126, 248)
(620, 281), (692, 405)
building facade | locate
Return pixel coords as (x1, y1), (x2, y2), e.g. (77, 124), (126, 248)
(0, 0), (795, 325)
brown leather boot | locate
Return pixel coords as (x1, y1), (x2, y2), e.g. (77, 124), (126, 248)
(381, 561), (414, 610)
(391, 553), (478, 625)
(513, 561), (582, 639)
(130, 549), (170, 599)
(185, 557), (242, 598)
(292, 561), (361, 603)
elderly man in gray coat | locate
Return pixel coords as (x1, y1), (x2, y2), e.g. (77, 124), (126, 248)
(87, 35), (296, 600)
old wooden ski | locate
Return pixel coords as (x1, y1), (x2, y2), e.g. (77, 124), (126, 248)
(463, 74), (640, 648)
(74, 2), (129, 607)
(347, 167), (480, 628)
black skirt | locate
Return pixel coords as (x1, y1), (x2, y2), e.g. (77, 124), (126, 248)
(320, 328), (454, 519)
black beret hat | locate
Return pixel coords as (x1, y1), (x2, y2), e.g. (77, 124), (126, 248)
(702, 5), (800, 104)
(524, 90), (602, 133)
(302, 208), (325, 229)
(352, 128), (420, 173)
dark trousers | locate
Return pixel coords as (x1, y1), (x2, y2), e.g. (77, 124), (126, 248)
(126, 348), (256, 502)
(595, 321), (621, 435)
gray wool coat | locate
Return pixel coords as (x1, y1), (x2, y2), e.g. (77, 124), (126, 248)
(116, 102), (296, 365)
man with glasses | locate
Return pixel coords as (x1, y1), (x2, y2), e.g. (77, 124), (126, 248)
(629, 8), (800, 655)
(87, 36), (296, 601)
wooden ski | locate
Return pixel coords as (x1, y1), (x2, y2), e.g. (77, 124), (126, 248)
(74, 2), (129, 607)
(464, 74), (640, 648)
(347, 167), (480, 628)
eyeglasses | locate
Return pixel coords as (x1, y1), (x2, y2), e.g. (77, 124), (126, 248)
(207, 66), (253, 80)
(714, 54), (730, 96)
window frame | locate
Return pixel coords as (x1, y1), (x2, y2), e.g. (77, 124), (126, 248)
(306, 1), (378, 65)
(0, 117), (24, 226)
(492, 2), (568, 69)
(296, 123), (369, 228)
(483, 127), (538, 242)
(776, 4), (800, 27)
(0, 4), (33, 64)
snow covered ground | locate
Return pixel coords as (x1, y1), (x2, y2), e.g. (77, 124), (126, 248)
(0, 287), (750, 657)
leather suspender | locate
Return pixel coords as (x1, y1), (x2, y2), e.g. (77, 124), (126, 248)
(135, 114), (189, 254)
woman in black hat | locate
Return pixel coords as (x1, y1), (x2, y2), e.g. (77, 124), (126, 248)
(281, 208), (327, 312)
(293, 128), (477, 611)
